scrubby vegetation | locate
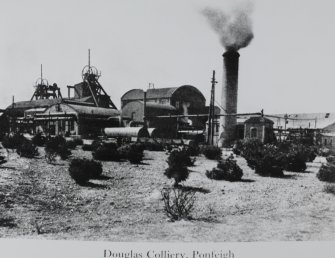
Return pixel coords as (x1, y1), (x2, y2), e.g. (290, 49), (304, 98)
(233, 138), (318, 177)
(323, 183), (335, 195)
(69, 158), (103, 185)
(161, 188), (196, 221)
(0, 146), (7, 165)
(167, 149), (195, 167)
(45, 136), (71, 163)
(317, 164), (335, 183)
(201, 145), (222, 160)
(234, 139), (285, 177)
(92, 142), (120, 161)
(164, 149), (193, 186)
(118, 143), (144, 164)
(184, 141), (200, 157)
(32, 132), (46, 147)
(141, 141), (165, 151)
(82, 140), (102, 151)
(16, 141), (39, 158)
(206, 155), (243, 181)
(1, 133), (26, 149)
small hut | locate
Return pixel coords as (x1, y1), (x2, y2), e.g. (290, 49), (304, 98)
(244, 116), (275, 143)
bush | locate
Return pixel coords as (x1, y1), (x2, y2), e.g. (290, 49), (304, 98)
(2, 134), (26, 149)
(167, 149), (195, 168)
(45, 136), (71, 163)
(92, 142), (120, 161)
(0, 145), (6, 165)
(164, 166), (189, 187)
(118, 143), (144, 164)
(184, 141), (200, 156)
(69, 158), (102, 185)
(201, 145), (222, 160)
(65, 140), (78, 150)
(141, 141), (165, 151)
(326, 156), (335, 164)
(317, 164), (335, 183)
(73, 138), (83, 146)
(16, 141), (39, 158)
(323, 183), (335, 195)
(206, 155), (243, 181)
(280, 143), (316, 172)
(32, 132), (46, 146)
(253, 145), (285, 177)
(161, 188), (196, 221)
(82, 140), (102, 151)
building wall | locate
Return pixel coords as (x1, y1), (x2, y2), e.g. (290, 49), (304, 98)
(321, 135), (335, 149)
(244, 123), (274, 143)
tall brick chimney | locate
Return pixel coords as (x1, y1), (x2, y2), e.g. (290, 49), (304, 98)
(220, 50), (240, 146)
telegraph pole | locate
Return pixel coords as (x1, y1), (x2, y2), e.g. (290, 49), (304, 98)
(207, 70), (217, 145)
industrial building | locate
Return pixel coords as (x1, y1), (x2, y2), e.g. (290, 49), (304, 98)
(121, 85), (208, 138)
(2, 55), (120, 138)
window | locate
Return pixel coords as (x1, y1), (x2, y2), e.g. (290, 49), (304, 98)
(250, 127), (257, 138)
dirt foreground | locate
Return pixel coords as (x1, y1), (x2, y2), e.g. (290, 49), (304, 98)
(0, 146), (334, 241)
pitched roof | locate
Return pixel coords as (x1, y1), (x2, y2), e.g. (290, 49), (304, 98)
(6, 98), (63, 110)
(268, 113), (335, 129)
(238, 113), (335, 130)
(245, 116), (274, 124)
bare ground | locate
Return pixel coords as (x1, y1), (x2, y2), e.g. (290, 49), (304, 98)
(0, 146), (334, 241)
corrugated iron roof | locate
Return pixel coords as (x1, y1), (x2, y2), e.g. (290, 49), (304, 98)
(6, 98), (63, 110)
(121, 88), (178, 101)
(245, 116), (274, 124)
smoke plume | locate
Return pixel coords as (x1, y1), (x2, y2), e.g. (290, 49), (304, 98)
(202, 5), (254, 51)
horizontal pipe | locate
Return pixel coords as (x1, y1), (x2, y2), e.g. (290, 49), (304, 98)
(147, 112), (262, 119)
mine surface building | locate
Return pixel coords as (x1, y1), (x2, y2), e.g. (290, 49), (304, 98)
(3, 61), (120, 138)
(121, 85), (208, 138)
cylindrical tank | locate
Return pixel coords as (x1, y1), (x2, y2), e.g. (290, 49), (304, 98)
(104, 127), (149, 138)
(220, 50), (240, 146)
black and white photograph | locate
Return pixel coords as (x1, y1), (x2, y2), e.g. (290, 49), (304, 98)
(0, 0), (335, 257)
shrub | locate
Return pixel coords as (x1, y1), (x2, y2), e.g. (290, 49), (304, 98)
(161, 188), (196, 221)
(253, 145), (285, 177)
(69, 158), (102, 185)
(46, 135), (66, 148)
(65, 140), (78, 150)
(281, 143), (316, 172)
(16, 141), (39, 158)
(323, 183), (335, 195)
(45, 136), (71, 163)
(164, 166), (189, 187)
(92, 142), (120, 161)
(201, 145), (222, 160)
(206, 155), (243, 181)
(317, 164), (335, 183)
(57, 144), (71, 160)
(118, 143), (144, 164)
(235, 139), (264, 168)
(0, 146), (6, 165)
(184, 141), (200, 156)
(82, 140), (101, 151)
(236, 139), (285, 177)
(73, 138), (83, 146)
(167, 149), (195, 168)
(32, 132), (46, 146)
(145, 141), (166, 151)
(326, 156), (335, 164)
(2, 134), (26, 149)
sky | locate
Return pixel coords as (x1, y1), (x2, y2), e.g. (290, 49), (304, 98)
(1, 0), (335, 114)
